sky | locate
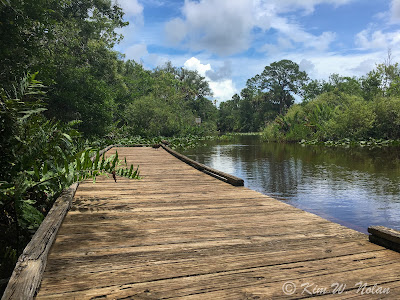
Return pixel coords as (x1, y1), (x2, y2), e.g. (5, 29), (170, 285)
(113, 0), (400, 104)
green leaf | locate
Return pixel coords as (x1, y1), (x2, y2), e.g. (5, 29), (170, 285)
(100, 154), (105, 169)
(19, 108), (47, 121)
(33, 164), (40, 181)
(93, 149), (100, 169)
(62, 133), (72, 143)
(76, 156), (81, 170)
(128, 164), (133, 177)
(83, 149), (91, 170)
(111, 151), (119, 170)
(43, 162), (48, 175)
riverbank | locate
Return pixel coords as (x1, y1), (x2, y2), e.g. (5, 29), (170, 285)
(299, 138), (400, 147)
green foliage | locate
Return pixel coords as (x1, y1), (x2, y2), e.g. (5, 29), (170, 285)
(263, 88), (400, 144)
(263, 104), (313, 142)
(325, 99), (375, 140)
(109, 61), (218, 138)
(1, 0), (127, 137)
(262, 55), (400, 145)
(218, 60), (309, 133)
(1, 0), (218, 139)
(361, 60), (400, 100)
(123, 93), (188, 137)
(303, 74), (362, 102)
(300, 138), (400, 147)
(154, 62), (213, 100)
(372, 97), (400, 139)
(1, 1), (220, 293)
(260, 60), (309, 113)
(218, 94), (241, 132)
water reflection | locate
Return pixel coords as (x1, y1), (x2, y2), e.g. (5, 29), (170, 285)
(182, 136), (400, 233)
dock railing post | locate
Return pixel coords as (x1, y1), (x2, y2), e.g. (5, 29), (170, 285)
(368, 226), (400, 253)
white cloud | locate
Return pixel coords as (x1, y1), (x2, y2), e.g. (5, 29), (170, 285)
(355, 28), (400, 50)
(287, 50), (389, 79)
(206, 61), (233, 81)
(164, 0), (348, 56)
(183, 57), (238, 103)
(183, 57), (211, 76)
(299, 59), (315, 73)
(177, 0), (254, 55)
(116, 0), (143, 17)
(350, 59), (377, 75)
(209, 80), (238, 103)
(165, 18), (187, 45)
(255, 0), (353, 15)
(117, 0), (389, 100)
(270, 15), (337, 51)
(260, 37), (294, 55)
(125, 43), (148, 62)
(391, 0), (400, 22)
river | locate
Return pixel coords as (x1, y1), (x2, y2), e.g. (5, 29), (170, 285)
(180, 135), (400, 234)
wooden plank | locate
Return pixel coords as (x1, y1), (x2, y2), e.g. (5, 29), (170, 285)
(48, 222), (358, 255)
(37, 250), (397, 296)
(36, 260), (400, 299)
(42, 239), (375, 275)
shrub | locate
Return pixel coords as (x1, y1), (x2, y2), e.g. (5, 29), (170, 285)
(372, 97), (400, 139)
(325, 99), (376, 140)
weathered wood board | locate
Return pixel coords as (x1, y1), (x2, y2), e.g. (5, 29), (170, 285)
(34, 147), (400, 299)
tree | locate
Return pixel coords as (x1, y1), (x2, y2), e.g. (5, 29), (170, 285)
(328, 74), (362, 96)
(218, 94), (241, 132)
(218, 60), (308, 133)
(362, 63), (400, 99)
(155, 62), (213, 104)
(0, 0), (128, 137)
(0, 0), (127, 87)
(260, 60), (309, 114)
(303, 75), (362, 102)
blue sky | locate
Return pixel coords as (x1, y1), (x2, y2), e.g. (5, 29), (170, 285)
(114, 0), (400, 103)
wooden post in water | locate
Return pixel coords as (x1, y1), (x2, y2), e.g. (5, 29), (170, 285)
(160, 142), (244, 186)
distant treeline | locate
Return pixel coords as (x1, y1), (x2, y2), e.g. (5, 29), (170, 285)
(2, 0), (399, 145)
(219, 57), (400, 143)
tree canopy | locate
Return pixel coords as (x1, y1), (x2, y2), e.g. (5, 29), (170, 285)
(259, 60), (309, 113)
(218, 60), (309, 132)
(0, 0), (218, 138)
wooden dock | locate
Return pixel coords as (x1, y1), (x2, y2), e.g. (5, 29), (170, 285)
(22, 147), (400, 298)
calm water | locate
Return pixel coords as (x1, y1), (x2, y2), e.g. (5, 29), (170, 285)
(181, 135), (400, 234)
